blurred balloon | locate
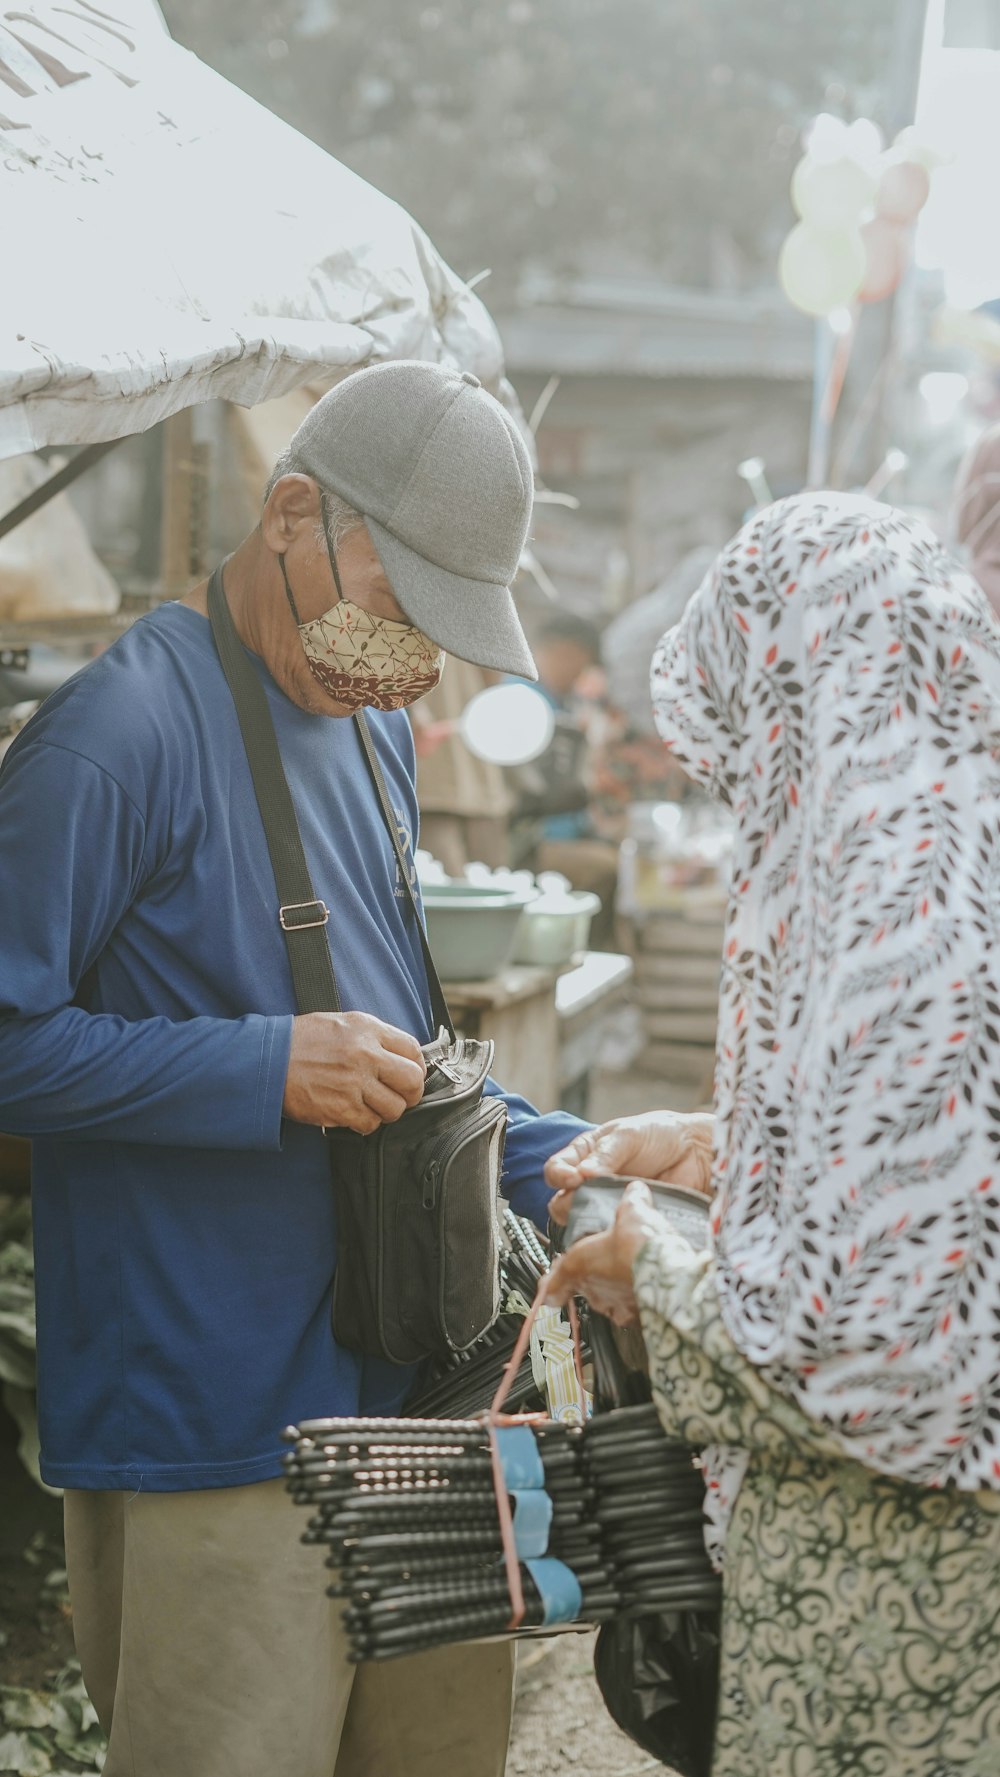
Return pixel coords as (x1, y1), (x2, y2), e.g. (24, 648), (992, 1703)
(858, 216), (909, 303)
(792, 154), (876, 228)
(779, 223), (866, 317)
(876, 159), (931, 224)
(845, 118), (883, 168)
(804, 112), (849, 163)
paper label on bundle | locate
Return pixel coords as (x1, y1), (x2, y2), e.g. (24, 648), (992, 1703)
(530, 1304), (591, 1425)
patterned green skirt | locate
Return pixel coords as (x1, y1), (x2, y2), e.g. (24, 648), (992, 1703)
(632, 1227), (1000, 1777)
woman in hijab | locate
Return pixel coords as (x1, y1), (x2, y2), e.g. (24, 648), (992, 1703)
(544, 492), (1000, 1776)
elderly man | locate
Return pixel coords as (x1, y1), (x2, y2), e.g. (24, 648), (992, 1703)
(0, 362), (586, 1777)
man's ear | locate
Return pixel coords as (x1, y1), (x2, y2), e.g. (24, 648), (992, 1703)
(261, 474), (322, 555)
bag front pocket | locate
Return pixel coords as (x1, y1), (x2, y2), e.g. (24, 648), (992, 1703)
(421, 1096), (507, 1352)
(330, 1077), (508, 1365)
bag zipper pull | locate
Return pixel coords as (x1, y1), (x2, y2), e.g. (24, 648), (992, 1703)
(422, 1159), (441, 1210)
(431, 1058), (463, 1085)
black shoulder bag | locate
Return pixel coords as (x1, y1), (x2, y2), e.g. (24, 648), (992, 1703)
(208, 568), (507, 1365)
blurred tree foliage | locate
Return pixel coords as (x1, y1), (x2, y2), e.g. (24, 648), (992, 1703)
(162, 0), (896, 300)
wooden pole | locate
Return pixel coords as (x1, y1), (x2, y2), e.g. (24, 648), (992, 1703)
(159, 407), (196, 597)
(807, 320), (836, 489)
(833, 0), (931, 486)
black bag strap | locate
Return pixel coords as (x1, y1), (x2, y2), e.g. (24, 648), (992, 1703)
(208, 567), (341, 1014)
(207, 566), (454, 1037)
(352, 710), (454, 1039)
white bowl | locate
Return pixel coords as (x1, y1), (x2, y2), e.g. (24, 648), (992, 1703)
(511, 891), (601, 967)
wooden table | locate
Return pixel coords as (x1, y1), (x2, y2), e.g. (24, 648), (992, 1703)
(555, 951), (634, 1119)
(442, 963), (564, 1111)
(444, 951), (634, 1117)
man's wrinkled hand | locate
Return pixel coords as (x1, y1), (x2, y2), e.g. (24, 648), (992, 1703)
(283, 1011), (426, 1135)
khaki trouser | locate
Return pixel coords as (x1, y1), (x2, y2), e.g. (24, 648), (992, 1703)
(64, 1480), (515, 1777)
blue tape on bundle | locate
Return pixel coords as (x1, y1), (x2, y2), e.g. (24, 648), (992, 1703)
(524, 1557), (583, 1627)
(511, 1489), (553, 1558)
(494, 1425), (545, 1491)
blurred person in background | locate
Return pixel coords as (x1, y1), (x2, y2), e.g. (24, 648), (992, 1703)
(533, 610), (604, 714)
(544, 493), (1000, 1777)
(514, 611), (620, 943)
(411, 659), (512, 876)
(953, 422), (1000, 615)
(590, 546), (717, 842)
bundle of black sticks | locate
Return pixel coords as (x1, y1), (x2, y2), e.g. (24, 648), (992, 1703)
(406, 1209), (567, 1420)
(581, 1405), (720, 1616)
(282, 1403), (719, 1662)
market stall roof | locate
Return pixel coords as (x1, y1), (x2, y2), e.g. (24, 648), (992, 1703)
(0, 0), (504, 461)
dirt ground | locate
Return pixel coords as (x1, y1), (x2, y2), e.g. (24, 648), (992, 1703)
(508, 1633), (672, 1777)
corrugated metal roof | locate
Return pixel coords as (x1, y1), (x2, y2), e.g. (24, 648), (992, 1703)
(0, 1), (504, 457)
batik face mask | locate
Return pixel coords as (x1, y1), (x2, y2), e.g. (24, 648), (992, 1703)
(279, 513), (444, 713)
(294, 599), (444, 713)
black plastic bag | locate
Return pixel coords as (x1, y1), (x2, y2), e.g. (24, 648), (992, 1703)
(594, 1608), (719, 1777)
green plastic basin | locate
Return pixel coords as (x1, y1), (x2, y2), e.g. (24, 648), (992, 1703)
(421, 883), (536, 981)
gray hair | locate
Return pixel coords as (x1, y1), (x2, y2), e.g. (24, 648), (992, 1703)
(264, 447), (365, 552)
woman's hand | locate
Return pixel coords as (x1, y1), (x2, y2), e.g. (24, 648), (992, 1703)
(545, 1109), (715, 1225)
(543, 1180), (659, 1327)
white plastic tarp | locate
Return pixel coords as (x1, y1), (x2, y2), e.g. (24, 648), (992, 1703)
(0, 0), (505, 460)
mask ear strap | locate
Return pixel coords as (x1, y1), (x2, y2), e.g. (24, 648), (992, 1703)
(278, 492), (343, 626)
(320, 494), (345, 601)
(278, 553), (302, 625)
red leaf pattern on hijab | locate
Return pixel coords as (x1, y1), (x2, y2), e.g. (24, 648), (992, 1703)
(652, 493), (1000, 1488)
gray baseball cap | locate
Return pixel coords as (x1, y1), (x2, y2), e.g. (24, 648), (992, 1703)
(285, 359), (538, 679)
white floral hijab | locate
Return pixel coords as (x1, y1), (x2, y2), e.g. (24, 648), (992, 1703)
(652, 492), (1000, 1490)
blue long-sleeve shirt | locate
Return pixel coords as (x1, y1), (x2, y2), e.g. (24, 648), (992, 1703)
(0, 602), (586, 1491)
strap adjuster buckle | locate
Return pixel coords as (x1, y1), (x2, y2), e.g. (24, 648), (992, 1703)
(279, 899), (330, 932)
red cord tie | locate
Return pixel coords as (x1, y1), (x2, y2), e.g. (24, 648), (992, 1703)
(485, 1279), (588, 1629)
